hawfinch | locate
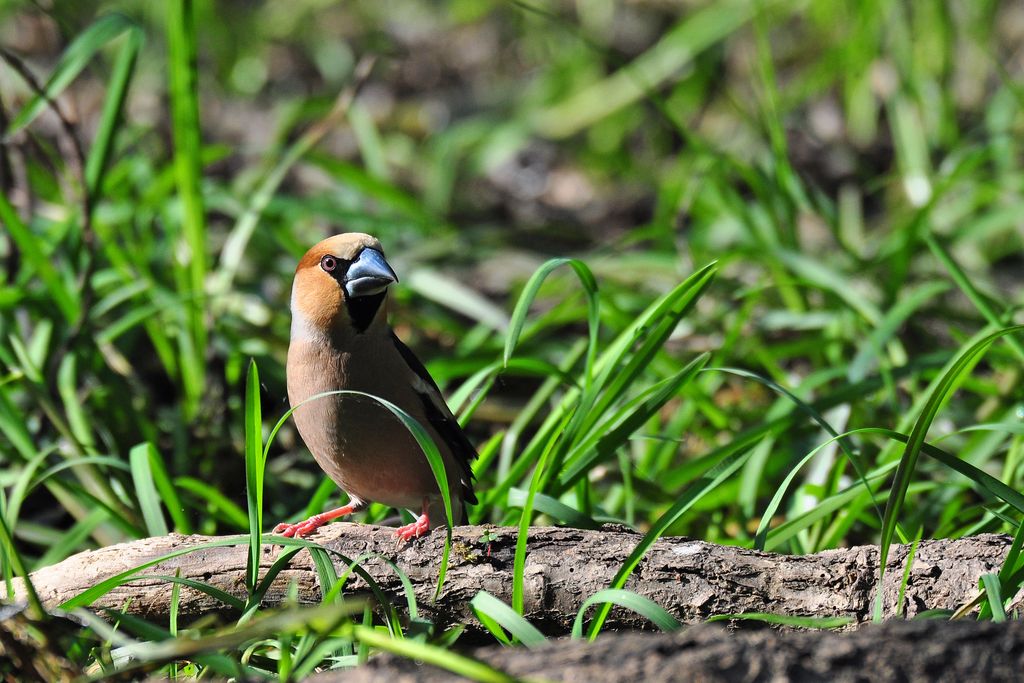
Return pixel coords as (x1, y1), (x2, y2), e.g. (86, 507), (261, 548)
(275, 233), (478, 540)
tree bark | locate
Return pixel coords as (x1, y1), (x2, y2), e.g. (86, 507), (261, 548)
(323, 619), (1024, 683)
(4, 525), (1020, 634)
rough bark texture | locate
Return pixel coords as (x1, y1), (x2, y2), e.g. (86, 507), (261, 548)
(5, 525), (1021, 634)
(326, 620), (1024, 683)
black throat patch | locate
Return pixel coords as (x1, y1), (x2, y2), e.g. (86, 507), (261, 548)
(345, 292), (386, 332)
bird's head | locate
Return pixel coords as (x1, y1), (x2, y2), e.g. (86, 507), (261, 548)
(291, 233), (399, 337)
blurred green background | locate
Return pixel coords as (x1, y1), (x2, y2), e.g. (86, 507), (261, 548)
(1, 0), (1023, 658)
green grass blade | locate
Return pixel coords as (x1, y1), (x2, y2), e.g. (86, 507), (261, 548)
(531, 0), (759, 138)
(140, 573), (246, 612)
(9, 331), (43, 383)
(145, 445), (190, 534)
(115, 602), (361, 670)
(878, 325), (1024, 583)
(896, 537), (921, 617)
(310, 545), (340, 601)
(980, 522), (1024, 621)
(0, 384), (39, 461)
(84, 24), (143, 194)
(56, 356), (96, 452)
(925, 234), (1024, 360)
(482, 342), (587, 506)
(242, 546), (305, 623)
(469, 591), (547, 648)
(212, 62), (371, 298)
(167, 0), (208, 418)
(320, 549), (404, 636)
(572, 588), (680, 638)
(129, 443), (169, 537)
(764, 463), (901, 552)
(775, 249), (882, 325)
(558, 352), (709, 490)
(448, 357), (578, 419)
(511, 262), (715, 493)
(848, 281), (950, 382)
(998, 521), (1024, 586)
(349, 100), (389, 179)
(754, 434), (847, 551)
(942, 422), (1024, 438)
(4, 446), (57, 529)
(979, 573), (1006, 622)
(330, 550), (420, 626)
(504, 257), (600, 386)
(578, 263), (717, 440)
(869, 429), (1024, 515)
(407, 268), (510, 332)
(0, 499), (45, 618)
(169, 568), (181, 646)
(6, 13), (133, 136)
(353, 624), (516, 683)
(513, 412), (571, 615)
(762, 424), (1024, 554)
(244, 360), (264, 594)
(34, 508), (109, 569)
(60, 537), (249, 609)
(175, 477), (249, 528)
(587, 438), (753, 638)
(0, 193), (78, 320)
(263, 387), (454, 598)
(706, 612), (852, 629)
(712, 366), (884, 527)
(506, 488), (599, 529)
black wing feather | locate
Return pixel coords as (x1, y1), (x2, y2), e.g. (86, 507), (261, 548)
(391, 332), (478, 505)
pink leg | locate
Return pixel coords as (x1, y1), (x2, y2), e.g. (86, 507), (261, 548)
(273, 503), (358, 538)
(395, 501), (431, 542)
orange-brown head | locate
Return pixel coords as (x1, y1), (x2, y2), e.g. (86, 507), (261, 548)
(291, 233), (399, 338)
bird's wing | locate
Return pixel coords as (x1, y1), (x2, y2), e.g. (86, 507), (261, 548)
(390, 332), (478, 504)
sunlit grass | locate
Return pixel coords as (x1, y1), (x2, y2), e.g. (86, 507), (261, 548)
(1, 0), (1023, 677)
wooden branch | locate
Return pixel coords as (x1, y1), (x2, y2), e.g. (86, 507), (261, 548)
(5, 525), (1020, 634)
(326, 619), (1024, 683)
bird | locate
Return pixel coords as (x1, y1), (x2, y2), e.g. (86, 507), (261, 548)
(274, 233), (478, 541)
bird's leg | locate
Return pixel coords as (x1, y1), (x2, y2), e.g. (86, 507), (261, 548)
(273, 501), (363, 538)
(395, 498), (431, 542)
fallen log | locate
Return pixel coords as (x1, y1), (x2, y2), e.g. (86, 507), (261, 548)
(4, 525), (1020, 634)
(325, 619), (1024, 683)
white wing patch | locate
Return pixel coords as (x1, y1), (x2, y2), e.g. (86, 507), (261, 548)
(409, 370), (453, 419)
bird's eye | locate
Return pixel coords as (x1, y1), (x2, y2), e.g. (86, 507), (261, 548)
(320, 255), (337, 273)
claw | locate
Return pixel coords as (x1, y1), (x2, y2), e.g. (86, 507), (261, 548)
(272, 517), (321, 538)
(395, 513), (430, 542)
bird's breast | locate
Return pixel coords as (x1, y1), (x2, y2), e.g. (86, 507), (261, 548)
(285, 337), (440, 508)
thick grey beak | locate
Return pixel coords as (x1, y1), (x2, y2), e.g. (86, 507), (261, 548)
(344, 248), (398, 298)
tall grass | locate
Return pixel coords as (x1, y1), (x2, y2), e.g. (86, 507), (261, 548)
(0, 0), (1022, 677)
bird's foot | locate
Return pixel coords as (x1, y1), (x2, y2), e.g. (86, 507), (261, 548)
(273, 504), (358, 538)
(272, 515), (327, 538)
(395, 513), (430, 542)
